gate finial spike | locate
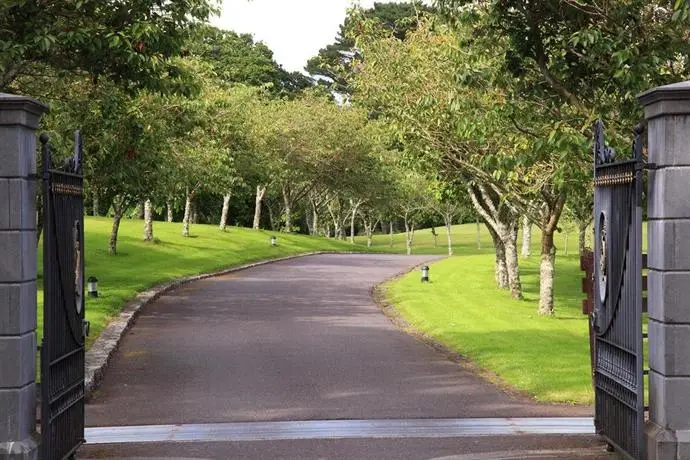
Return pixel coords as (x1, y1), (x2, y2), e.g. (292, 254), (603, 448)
(593, 120), (616, 164)
(633, 123), (645, 161)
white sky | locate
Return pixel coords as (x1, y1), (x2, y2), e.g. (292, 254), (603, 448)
(210, 0), (411, 73)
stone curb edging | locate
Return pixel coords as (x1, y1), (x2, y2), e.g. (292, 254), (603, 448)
(84, 250), (361, 398)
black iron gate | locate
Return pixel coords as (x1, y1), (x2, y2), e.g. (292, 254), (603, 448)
(40, 132), (87, 460)
(592, 121), (645, 459)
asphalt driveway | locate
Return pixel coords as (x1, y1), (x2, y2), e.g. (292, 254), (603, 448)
(82, 254), (605, 459)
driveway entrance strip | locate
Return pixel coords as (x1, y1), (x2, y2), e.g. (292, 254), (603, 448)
(81, 254), (608, 459)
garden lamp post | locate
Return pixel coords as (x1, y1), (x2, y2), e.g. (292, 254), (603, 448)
(87, 276), (99, 297)
(421, 265), (430, 283)
(271, 236), (277, 246)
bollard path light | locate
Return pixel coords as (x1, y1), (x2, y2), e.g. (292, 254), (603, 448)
(271, 236), (277, 246)
(87, 276), (99, 297)
(421, 265), (430, 283)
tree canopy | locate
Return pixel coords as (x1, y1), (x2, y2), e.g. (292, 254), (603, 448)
(1, 0), (218, 93)
(305, 1), (434, 94)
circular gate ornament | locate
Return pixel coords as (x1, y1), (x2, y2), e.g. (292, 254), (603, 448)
(598, 214), (608, 304)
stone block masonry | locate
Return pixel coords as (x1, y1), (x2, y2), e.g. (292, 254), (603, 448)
(0, 93), (47, 460)
(639, 81), (690, 460)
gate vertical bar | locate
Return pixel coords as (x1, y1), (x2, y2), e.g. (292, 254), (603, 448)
(40, 135), (52, 460)
(633, 124), (645, 460)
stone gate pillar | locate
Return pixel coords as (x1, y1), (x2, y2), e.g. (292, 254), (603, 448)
(639, 82), (690, 459)
(0, 94), (47, 460)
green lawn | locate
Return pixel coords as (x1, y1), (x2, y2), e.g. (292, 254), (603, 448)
(37, 216), (359, 349)
(374, 222), (600, 405)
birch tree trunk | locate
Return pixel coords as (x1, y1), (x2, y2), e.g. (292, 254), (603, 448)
(144, 199), (153, 242)
(539, 231), (556, 316)
(521, 215), (531, 257)
(109, 197), (126, 255)
(366, 224), (374, 247)
(469, 185), (522, 299)
(253, 185), (266, 230)
(578, 220), (588, 254)
(182, 190), (194, 237)
(504, 225), (522, 299)
(220, 193), (231, 231)
(349, 200), (361, 244)
(327, 199), (343, 239)
(538, 193), (566, 315)
(404, 214), (414, 255)
(432, 227), (438, 247)
(445, 219), (453, 256)
(334, 220), (342, 239)
(389, 220), (394, 247)
(92, 189), (99, 217)
(281, 186), (292, 232)
(312, 207), (319, 236)
(166, 199), (173, 223)
(486, 224), (508, 289)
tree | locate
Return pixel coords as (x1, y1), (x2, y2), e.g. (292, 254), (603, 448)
(188, 24), (312, 98)
(168, 82), (253, 237)
(45, 81), (171, 254)
(520, 215), (532, 258)
(2, 0), (217, 94)
(389, 171), (430, 256)
(351, 15), (525, 298)
(249, 92), (375, 233)
(306, 1), (434, 94)
(432, 192), (464, 256)
(431, 0), (690, 314)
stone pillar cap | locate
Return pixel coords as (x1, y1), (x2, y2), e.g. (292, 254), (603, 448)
(637, 81), (690, 119)
(0, 93), (49, 115)
(638, 81), (690, 106)
(0, 93), (49, 129)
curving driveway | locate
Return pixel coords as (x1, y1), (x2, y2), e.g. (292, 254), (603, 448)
(82, 254), (603, 459)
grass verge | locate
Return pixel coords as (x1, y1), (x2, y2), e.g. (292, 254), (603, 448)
(375, 222), (596, 405)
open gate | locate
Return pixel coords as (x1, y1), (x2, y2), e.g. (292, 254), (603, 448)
(592, 121), (645, 459)
(40, 132), (87, 460)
